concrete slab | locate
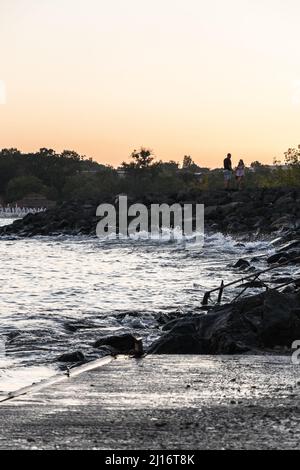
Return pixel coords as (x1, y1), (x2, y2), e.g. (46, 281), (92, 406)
(0, 355), (299, 450)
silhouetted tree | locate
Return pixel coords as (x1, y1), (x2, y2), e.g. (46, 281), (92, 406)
(284, 146), (300, 166)
(183, 155), (193, 169)
(126, 148), (155, 169)
(251, 161), (263, 168)
(182, 155), (201, 172)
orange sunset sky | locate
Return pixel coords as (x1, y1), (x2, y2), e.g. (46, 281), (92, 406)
(1, 0), (300, 168)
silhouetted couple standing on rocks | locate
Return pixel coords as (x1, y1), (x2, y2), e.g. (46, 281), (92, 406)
(224, 153), (245, 190)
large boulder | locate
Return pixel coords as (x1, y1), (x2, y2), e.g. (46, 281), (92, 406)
(149, 290), (300, 355)
(267, 253), (289, 265)
(93, 334), (144, 356)
(233, 259), (251, 269)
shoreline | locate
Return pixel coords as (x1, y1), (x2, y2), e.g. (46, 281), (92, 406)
(0, 190), (299, 396)
(0, 192), (299, 450)
(0, 199), (299, 359)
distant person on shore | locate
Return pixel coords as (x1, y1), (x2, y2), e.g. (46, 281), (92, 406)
(223, 153), (233, 189)
(235, 159), (245, 190)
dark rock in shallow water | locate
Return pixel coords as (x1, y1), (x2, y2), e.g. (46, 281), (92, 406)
(5, 331), (22, 342)
(233, 259), (251, 269)
(57, 351), (86, 363)
(149, 290), (300, 355)
(267, 249), (300, 266)
(267, 253), (289, 265)
(93, 334), (144, 356)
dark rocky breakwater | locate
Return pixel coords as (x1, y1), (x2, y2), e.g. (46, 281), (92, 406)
(0, 187), (299, 237)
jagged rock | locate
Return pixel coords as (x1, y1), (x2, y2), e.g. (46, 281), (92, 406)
(271, 216), (296, 231)
(148, 291), (300, 355)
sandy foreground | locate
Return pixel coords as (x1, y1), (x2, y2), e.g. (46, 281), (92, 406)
(0, 355), (299, 450)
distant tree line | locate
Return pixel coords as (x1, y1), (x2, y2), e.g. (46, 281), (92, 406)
(0, 147), (207, 204)
(0, 148), (107, 203)
(0, 146), (299, 204)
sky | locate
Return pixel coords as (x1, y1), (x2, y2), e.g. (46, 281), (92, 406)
(0, 0), (300, 168)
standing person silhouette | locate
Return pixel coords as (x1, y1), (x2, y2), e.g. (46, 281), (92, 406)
(235, 159), (245, 190)
(223, 153), (233, 189)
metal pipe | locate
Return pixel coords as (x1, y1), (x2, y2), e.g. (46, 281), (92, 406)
(201, 256), (300, 306)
